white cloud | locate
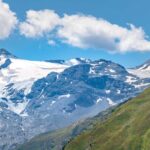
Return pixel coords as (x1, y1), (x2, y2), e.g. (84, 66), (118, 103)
(0, 0), (18, 39)
(19, 9), (150, 52)
(48, 39), (56, 46)
(19, 9), (60, 38)
(58, 14), (150, 52)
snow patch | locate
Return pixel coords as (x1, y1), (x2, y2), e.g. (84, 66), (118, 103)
(105, 90), (111, 94)
(96, 98), (102, 104)
(109, 69), (115, 73)
(89, 67), (96, 74)
(128, 68), (150, 79)
(8, 100), (29, 115)
(0, 98), (29, 115)
(126, 76), (137, 84)
(20, 112), (29, 117)
(58, 94), (71, 99)
(134, 82), (150, 88)
(107, 98), (116, 106)
(65, 59), (80, 66)
(117, 89), (121, 94)
(50, 101), (56, 106)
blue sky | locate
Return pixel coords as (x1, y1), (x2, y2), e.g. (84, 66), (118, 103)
(1, 0), (150, 67)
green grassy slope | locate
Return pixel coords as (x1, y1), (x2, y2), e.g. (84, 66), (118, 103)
(64, 88), (150, 150)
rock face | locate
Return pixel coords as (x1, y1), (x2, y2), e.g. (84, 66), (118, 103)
(0, 49), (150, 150)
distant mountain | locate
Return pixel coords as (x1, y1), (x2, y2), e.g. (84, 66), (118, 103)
(0, 49), (150, 150)
(128, 59), (150, 79)
(0, 48), (16, 58)
(64, 88), (150, 150)
(135, 59), (150, 70)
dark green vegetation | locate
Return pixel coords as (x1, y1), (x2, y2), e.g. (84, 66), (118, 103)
(16, 107), (115, 150)
(65, 88), (150, 150)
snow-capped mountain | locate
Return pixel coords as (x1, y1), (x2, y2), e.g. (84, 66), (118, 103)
(0, 49), (150, 150)
(0, 49), (68, 115)
(128, 59), (150, 79)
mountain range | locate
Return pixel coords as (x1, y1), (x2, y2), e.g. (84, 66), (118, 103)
(0, 48), (150, 150)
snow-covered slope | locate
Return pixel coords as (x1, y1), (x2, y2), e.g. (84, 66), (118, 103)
(128, 59), (150, 79)
(0, 58), (68, 95)
(0, 49), (68, 115)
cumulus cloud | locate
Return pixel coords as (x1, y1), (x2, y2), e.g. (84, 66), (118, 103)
(19, 9), (150, 52)
(0, 0), (18, 39)
(19, 10), (60, 38)
(58, 14), (150, 52)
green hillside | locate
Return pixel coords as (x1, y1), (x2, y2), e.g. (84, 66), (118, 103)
(64, 88), (150, 150)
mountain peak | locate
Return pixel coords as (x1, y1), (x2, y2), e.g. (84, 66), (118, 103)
(0, 48), (16, 58)
(144, 59), (150, 65)
(135, 59), (150, 70)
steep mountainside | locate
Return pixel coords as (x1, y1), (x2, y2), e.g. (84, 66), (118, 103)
(64, 88), (150, 150)
(16, 107), (115, 150)
(0, 48), (150, 150)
